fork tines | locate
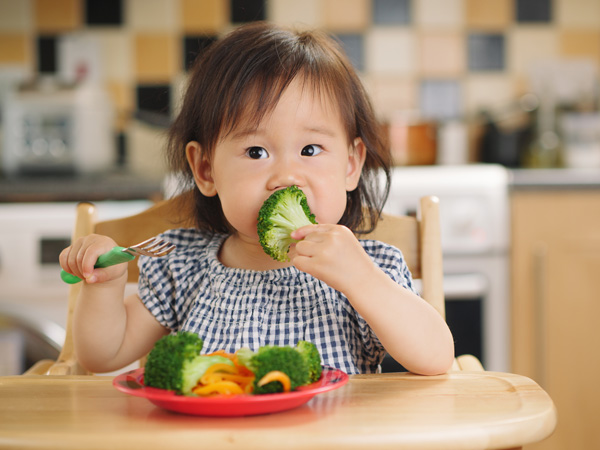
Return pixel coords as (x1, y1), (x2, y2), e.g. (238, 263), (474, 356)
(129, 237), (176, 257)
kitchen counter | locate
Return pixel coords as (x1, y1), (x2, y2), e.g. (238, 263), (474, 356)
(509, 168), (600, 190)
(0, 170), (164, 202)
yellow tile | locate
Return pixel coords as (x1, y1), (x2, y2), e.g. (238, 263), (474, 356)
(556, 0), (600, 28)
(0, 0), (32, 31)
(419, 31), (465, 76)
(106, 80), (134, 131)
(134, 33), (179, 82)
(560, 30), (600, 63)
(465, 0), (513, 29)
(181, 0), (228, 33)
(0, 33), (30, 63)
(34, 0), (81, 32)
(322, 0), (370, 32)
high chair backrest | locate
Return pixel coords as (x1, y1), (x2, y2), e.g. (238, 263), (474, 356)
(28, 192), (476, 375)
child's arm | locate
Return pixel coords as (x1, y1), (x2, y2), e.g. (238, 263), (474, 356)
(290, 224), (455, 375)
(60, 235), (168, 373)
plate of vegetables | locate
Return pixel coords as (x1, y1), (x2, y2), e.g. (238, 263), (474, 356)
(113, 332), (348, 416)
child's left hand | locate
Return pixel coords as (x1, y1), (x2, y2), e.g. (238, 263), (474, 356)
(289, 224), (376, 294)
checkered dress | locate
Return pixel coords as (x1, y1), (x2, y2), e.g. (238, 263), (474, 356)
(138, 228), (417, 374)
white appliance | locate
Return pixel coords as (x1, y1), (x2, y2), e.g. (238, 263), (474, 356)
(0, 200), (152, 374)
(2, 80), (114, 175)
(382, 164), (510, 372)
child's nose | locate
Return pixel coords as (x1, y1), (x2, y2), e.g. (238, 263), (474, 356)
(267, 156), (304, 189)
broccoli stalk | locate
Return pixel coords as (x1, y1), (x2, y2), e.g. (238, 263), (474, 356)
(257, 186), (317, 262)
(144, 332), (233, 395)
(237, 341), (323, 394)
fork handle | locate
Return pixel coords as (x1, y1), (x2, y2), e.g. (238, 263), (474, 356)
(60, 247), (136, 284)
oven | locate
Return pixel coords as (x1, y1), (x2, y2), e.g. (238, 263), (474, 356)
(380, 164), (510, 372)
(0, 200), (152, 375)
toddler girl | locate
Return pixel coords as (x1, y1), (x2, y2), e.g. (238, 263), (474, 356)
(60, 22), (453, 376)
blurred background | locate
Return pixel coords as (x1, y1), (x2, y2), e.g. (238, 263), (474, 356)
(0, 2), (599, 449)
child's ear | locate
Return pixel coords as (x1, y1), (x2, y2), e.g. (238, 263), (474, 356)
(345, 137), (367, 191)
(186, 141), (217, 197)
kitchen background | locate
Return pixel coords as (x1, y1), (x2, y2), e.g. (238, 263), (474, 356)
(0, 0), (599, 174)
(1, 2), (599, 450)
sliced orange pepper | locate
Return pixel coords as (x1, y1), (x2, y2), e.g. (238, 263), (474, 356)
(257, 371), (291, 392)
(192, 380), (244, 396)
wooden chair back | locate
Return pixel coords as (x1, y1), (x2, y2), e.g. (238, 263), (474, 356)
(26, 192), (482, 375)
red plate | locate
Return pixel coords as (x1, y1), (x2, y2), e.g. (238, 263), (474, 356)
(113, 366), (348, 417)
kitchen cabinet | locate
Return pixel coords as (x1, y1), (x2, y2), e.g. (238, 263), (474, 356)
(511, 189), (600, 450)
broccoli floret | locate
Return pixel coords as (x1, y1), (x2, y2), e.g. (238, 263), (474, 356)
(295, 340), (323, 383)
(144, 331), (233, 395)
(236, 342), (323, 394)
(251, 346), (310, 394)
(257, 186), (317, 262)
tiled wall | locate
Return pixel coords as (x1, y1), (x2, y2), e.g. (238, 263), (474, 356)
(1, 0), (599, 166)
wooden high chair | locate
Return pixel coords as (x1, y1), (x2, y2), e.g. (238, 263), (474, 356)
(25, 192), (482, 375)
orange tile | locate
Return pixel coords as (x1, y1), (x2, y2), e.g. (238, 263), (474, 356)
(34, 0), (81, 32)
(465, 0), (513, 29)
(181, 0), (229, 33)
(560, 30), (600, 64)
(0, 33), (30, 64)
(322, 0), (370, 32)
(419, 31), (465, 76)
(134, 33), (179, 83)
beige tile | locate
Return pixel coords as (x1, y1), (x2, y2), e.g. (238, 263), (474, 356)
(464, 74), (516, 114)
(134, 33), (179, 82)
(127, 0), (178, 31)
(556, 0), (600, 28)
(268, 0), (323, 29)
(465, 0), (513, 30)
(363, 75), (418, 121)
(366, 28), (416, 75)
(322, 0), (370, 32)
(0, 0), (32, 31)
(415, 0), (464, 28)
(181, 0), (228, 33)
(90, 30), (132, 82)
(34, 0), (81, 32)
(419, 31), (465, 76)
(560, 30), (600, 65)
(508, 27), (558, 75)
(0, 33), (30, 63)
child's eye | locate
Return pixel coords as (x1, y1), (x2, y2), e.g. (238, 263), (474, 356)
(246, 146), (269, 159)
(300, 144), (323, 157)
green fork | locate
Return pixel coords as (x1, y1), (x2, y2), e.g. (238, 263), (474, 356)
(60, 237), (175, 284)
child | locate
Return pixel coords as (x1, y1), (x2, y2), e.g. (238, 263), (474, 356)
(60, 22), (454, 376)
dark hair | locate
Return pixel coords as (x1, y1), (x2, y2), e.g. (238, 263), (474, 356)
(167, 22), (390, 234)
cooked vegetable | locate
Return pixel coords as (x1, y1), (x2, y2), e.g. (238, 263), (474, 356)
(144, 332), (323, 397)
(257, 185), (317, 262)
(144, 332), (233, 395)
(257, 371), (291, 392)
(237, 341), (322, 394)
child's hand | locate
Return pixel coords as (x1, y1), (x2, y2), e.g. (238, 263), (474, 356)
(289, 224), (376, 294)
(59, 234), (125, 284)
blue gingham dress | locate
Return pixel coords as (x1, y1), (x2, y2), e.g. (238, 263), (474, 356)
(138, 228), (417, 374)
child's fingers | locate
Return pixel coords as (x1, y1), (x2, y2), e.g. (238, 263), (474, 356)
(291, 223), (329, 241)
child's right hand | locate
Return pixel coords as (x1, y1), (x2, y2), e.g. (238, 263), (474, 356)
(59, 234), (126, 284)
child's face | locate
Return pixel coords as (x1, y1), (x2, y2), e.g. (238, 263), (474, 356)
(187, 77), (366, 244)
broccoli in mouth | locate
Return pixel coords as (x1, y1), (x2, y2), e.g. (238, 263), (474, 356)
(257, 186), (317, 262)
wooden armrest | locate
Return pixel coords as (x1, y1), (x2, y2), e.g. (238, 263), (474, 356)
(23, 359), (56, 376)
(456, 354), (485, 371)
